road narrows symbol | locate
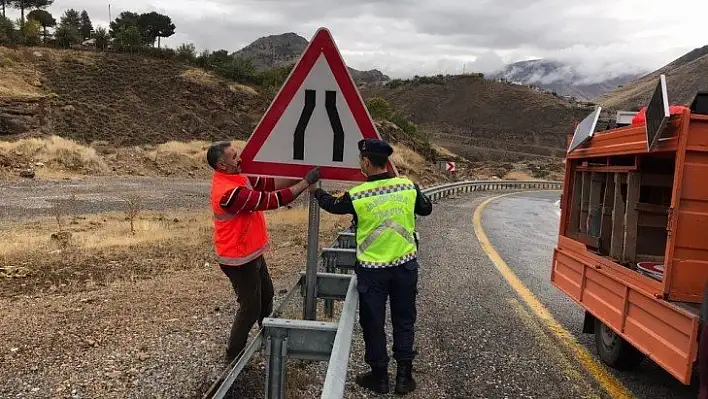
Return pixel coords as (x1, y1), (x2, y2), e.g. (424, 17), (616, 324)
(293, 89), (316, 160)
(326, 90), (345, 162)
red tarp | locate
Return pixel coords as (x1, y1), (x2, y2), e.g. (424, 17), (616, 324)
(631, 105), (690, 125)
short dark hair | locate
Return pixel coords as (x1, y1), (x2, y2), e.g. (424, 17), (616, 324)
(207, 141), (231, 170)
(363, 153), (388, 168)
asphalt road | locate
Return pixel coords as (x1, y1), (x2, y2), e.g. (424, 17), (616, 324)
(480, 191), (699, 398)
(339, 193), (606, 398)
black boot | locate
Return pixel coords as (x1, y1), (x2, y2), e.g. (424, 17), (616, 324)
(355, 366), (389, 394)
(395, 361), (416, 394)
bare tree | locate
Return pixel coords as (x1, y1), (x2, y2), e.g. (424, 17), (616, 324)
(123, 194), (141, 235)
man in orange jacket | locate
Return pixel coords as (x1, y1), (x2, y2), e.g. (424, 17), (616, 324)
(206, 141), (320, 362)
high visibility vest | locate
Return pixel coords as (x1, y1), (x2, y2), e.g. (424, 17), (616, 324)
(210, 171), (269, 266)
(349, 177), (417, 268)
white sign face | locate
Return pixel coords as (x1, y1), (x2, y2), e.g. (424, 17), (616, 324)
(252, 54), (364, 169)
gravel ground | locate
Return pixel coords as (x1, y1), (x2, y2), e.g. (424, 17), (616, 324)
(0, 264), (308, 399)
(0, 189), (610, 398)
(0, 177), (350, 220)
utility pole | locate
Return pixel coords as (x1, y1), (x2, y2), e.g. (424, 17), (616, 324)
(108, 4), (112, 23)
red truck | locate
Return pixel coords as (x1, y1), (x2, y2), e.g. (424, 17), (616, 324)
(551, 79), (708, 386)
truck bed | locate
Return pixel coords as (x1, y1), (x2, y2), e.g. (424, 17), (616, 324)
(552, 235), (700, 384)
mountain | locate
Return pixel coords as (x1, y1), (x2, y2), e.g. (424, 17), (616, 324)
(597, 45), (708, 110)
(491, 59), (642, 100)
(232, 32), (308, 70)
(361, 75), (590, 161)
(233, 32), (391, 85)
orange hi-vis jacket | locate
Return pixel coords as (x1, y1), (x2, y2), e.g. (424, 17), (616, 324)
(210, 172), (269, 266)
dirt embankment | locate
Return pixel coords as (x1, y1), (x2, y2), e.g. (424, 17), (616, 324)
(0, 47), (266, 145)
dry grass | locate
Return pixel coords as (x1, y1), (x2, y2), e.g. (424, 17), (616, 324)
(230, 83), (259, 96)
(180, 68), (220, 86)
(0, 137), (252, 180)
(504, 170), (535, 181)
(181, 68), (259, 96)
(0, 206), (340, 258)
(391, 144), (427, 172)
(0, 205), (348, 296)
(433, 144), (457, 159)
(0, 136), (108, 175)
(148, 140), (211, 162)
(0, 47), (45, 99)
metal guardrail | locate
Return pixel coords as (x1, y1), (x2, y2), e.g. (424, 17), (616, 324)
(204, 179), (562, 399)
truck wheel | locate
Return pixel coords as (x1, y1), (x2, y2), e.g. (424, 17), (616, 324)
(594, 318), (645, 370)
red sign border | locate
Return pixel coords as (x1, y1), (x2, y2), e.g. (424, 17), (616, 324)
(239, 27), (396, 182)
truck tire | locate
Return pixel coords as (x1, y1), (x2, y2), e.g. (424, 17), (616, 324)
(594, 318), (645, 370)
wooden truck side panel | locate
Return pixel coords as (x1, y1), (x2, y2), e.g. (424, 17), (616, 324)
(552, 235), (699, 384)
(665, 115), (708, 302)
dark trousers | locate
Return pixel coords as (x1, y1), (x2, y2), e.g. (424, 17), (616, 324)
(220, 256), (274, 360)
(356, 260), (419, 368)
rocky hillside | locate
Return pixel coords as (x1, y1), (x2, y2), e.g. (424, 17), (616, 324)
(233, 33), (391, 85)
(492, 59), (641, 100)
(1, 45), (577, 182)
(362, 75), (590, 161)
(597, 45), (708, 110)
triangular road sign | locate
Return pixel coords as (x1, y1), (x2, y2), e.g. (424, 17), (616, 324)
(239, 27), (397, 182)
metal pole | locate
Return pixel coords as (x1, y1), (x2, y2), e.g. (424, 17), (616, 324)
(304, 182), (321, 320)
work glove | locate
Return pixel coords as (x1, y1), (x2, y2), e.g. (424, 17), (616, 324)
(305, 167), (321, 185)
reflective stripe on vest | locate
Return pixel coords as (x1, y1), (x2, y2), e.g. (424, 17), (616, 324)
(350, 177), (417, 269)
(216, 243), (268, 266)
(357, 219), (415, 255)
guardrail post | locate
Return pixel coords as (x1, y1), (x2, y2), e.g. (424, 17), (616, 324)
(265, 331), (288, 399)
(324, 254), (335, 319)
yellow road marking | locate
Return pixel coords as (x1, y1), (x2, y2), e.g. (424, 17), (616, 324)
(473, 192), (634, 399)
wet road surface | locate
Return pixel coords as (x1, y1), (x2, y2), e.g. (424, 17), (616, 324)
(481, 190), (698, 398)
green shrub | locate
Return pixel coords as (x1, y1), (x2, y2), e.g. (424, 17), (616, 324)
(176, 43), (196, 63)
(94, 26), (110, 50)
(390, 113), (418, 136)
(365, 97), (393, 120)
(387, 79), (405, 89)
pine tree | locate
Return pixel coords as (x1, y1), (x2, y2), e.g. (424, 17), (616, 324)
(79, 10), (92, 40)
(27, 9), (54, 43)
(8, 0), (52, 30)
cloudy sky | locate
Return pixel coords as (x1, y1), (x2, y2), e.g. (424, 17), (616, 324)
(7, 0), (707, 80)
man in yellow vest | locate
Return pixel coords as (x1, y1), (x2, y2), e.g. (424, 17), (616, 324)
(312, 139), (432, 395)
(207, 141), (320, 362)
